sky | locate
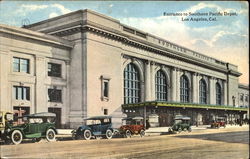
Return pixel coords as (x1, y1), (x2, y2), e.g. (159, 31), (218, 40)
(0, 1), (249, 84)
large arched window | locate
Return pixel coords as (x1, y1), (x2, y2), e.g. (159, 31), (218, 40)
(180, 75), (189, 103)
(124, 63), (141, 104)
(155, 70), (168, 101)
(199, 79), (207, 104)
(216, 82), (222, 105)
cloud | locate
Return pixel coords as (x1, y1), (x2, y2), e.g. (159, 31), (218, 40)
(49, 12), (59, 18)
(51, 4), (71, 14)
(20, 4), (49, 11)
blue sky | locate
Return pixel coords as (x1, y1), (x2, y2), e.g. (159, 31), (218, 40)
(0, 1), (249, 84)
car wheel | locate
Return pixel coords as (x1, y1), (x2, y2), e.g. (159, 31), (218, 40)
(178, 128), (182, 133)
(125, 130), (132, 138)
(83, 130), (92, 140)
(11, 130), (23, 145)
(188, 127), (192, 132)
(140, 130), (145, 137)
(105, 129), (113, 139)
(46, 129), (56, 142)
(183, 128), (187, 132)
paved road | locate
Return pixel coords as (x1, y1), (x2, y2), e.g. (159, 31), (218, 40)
(1, 126), (249, 159)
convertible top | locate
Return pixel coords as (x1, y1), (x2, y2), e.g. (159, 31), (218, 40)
(122, 117), (143, 120)
(23, 112), (56, 118)
(174, 116), (191, 120)
(85, 116), (112, 120)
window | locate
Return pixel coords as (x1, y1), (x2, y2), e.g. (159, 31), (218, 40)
(103, 82), (109, 98)
(48, 88), (62, 102)
(13, 86), (30, 100)
(245, 96), (249, 102)
(104, 109), (108, 115)
(199, 79), (207, 104)
(48, 63), (61, 77)
(13, 57), (29, 73)
(155, 70), (168, 101)
(101, 76), (110, 101)
(124, 63), (141, 104)
(216, 82), (222, 105)
(240, 94), (244, 101)
(180, 75), (189, 103)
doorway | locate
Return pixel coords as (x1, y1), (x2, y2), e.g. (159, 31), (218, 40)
(48, 108), (61, 128)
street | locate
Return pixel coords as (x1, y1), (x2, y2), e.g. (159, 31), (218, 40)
(1, 126), (249, 159)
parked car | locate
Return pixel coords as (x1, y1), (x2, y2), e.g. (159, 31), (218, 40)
(211, 117), (226, 128)
(0, 111), (13, 143)
(119, 117), (145, 138)
(72, 116), (117, 140)
(168, 116), (192, 133)
(0, 112), (57, 145)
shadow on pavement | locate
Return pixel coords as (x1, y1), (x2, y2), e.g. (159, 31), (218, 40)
(174, 131), (249, 144)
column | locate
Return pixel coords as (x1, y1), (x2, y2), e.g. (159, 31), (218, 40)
(176, 68), (180, 102)
(171, 68), (177, 101)
(196, 74), (200, 103)
(145, 60), (151, 101)
(223, 80), (227, 106)
(192, 73), (197, 103)
(151, 62), (156, 100)
(209, 77), (215, 105)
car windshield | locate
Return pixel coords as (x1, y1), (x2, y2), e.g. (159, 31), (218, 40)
(174, 119), (182, 124)
(86, 119), (101, 125)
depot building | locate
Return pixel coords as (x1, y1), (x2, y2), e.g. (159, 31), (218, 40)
(0, 9), (248, 128)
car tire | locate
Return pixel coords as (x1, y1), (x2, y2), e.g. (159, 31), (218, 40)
(125, 130), (132, 138)
(46, 129), (56, 142)
(83, 130), (92, 140)
(105, 129), (113, 139)
(11, 130), (23, 145)
(188, 127), (192, 132)
(140, 130), (145, 137)
(178, 128), (182, 133)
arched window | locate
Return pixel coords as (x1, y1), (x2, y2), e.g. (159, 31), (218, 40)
(124, 63), (141, 104)
(199, 79), (207, 104)
(155, 70), (168, 101)
(216, 82), (222, 105)
(180, 75), (189, 103)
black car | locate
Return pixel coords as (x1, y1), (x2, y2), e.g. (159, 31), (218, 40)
(72, 116), (117, 140)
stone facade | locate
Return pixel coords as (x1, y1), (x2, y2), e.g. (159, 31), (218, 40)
(0, 9), (248, 128)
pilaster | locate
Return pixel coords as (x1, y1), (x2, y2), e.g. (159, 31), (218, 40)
(176, 68), (180, 102)
(223, 80), (228, 105)
(150, 62), (156, 100)
(145, 60), (151, 101)
(171, 67), (177, 101)
(35, 55), (47, 113)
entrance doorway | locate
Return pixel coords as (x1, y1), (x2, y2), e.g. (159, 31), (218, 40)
(48, 108), (61, 128)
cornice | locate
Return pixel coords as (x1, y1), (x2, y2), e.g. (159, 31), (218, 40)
(0, 24), (73, 49)
(48, 23), (239, 76)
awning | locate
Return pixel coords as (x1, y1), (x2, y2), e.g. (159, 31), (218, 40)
(122, 101), (248, 112)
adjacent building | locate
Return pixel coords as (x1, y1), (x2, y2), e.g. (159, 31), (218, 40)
(0, 9), (248, 128)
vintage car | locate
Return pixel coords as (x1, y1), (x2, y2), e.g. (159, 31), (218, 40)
(211, 117), (226, 128)
(119, 117), (145, 138)
(168, 116), (192, 133)
(72, 116), (117, 140)
(0, 111), (13, 142)
(0, 112), (57, 145)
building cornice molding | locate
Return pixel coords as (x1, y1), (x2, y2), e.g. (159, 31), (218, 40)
(0, 24), (74, 49)
(31, 21), (241, 76)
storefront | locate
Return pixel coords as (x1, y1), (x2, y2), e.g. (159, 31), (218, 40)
(122, 101), (248, 127)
